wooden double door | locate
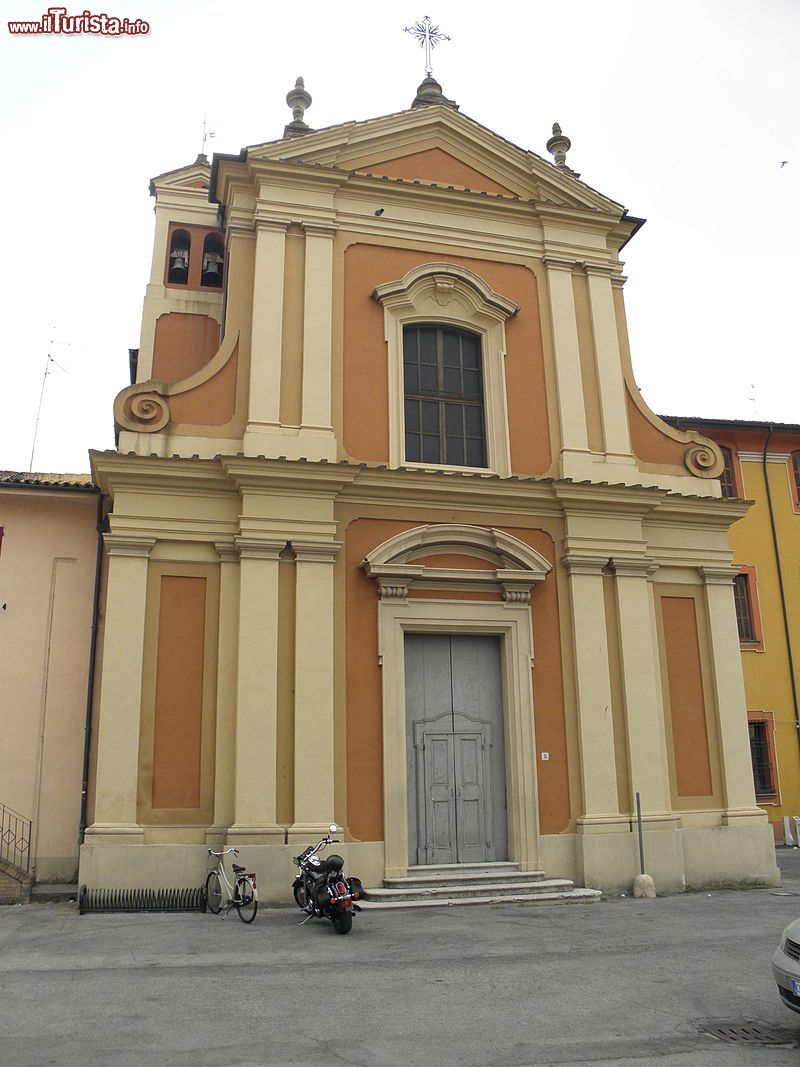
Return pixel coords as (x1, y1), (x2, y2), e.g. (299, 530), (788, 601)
(405, 634), (507, 866)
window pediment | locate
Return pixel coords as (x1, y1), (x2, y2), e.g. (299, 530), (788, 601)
(361, 523), (551, 603)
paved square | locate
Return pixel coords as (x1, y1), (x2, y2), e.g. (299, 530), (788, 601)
(2, 852), (800, 1066)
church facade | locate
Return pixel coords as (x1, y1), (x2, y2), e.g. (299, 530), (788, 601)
(80, 77), (779, 896)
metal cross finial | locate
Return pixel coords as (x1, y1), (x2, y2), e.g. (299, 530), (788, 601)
(404, 15), (450, 77)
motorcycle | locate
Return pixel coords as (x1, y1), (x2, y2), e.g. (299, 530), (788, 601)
(291, 824), (364, 935)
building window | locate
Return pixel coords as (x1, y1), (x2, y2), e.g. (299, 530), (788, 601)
(403, 325), (486, 467)
(201, 233), (224, 288)
(733, 568), (763, 648)
(790, 451), (800, 509)
(168, 230), (191, 284)
(719, 446), (737, 498)
(748, 713), (779, 802)
(371, 261), (518, 476)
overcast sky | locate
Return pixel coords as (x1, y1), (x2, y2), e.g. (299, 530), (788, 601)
(1, 0), (798, 474)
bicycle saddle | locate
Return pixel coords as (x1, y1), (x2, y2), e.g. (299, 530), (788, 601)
(232, 863), (246, 873)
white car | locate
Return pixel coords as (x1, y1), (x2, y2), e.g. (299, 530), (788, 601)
(773, 917), (800, 1014)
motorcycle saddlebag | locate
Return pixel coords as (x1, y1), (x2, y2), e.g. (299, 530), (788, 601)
(347, 876), (366, 900)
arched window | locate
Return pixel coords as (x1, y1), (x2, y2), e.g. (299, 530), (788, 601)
(167, 230), (190, 284)
(403, 324), (486, 467)
(201, 233), (224, 288)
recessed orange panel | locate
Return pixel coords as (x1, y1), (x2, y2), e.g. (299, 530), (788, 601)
(343, 244), (551, 475)
(152, 576), (206, 809)
(661, 596), (713, 797)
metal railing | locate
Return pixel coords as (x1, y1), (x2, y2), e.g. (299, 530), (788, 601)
(0, 803), (32, 873)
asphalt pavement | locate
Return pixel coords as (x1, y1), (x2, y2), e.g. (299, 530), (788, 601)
(2, 850), (800, 1066)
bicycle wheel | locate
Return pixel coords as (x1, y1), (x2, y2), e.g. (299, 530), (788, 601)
(235, 877), (258, 924)
(205, 871), (222, 914)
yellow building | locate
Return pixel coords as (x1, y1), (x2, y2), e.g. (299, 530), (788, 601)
(666, 417), (800, 841)
(79, 75), (779, 898)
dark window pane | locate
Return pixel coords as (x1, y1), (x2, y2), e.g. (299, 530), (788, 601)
(405, 432), (420, 462)
(792, 452), (800, 499)
(405, 399), (419, 432)
(421, 401), (439, 434)
(461, 334), (480, 368)
(446, 437), (465, 465)
(465, 405), (483, 435)
(403, 330), (416, 361)
(419, 328), (437, 363)
(443, 366), (462, 395)
(420, 364), (438, 393)
(422, 435), (441, 464)
(466, 438), (485, 467)
(404, 364), (419, 392)
(443, 330), (461, 367)
(444, 403), (463, 437)
(462, 369), (481, 397)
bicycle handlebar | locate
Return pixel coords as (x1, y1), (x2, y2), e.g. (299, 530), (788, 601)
(207, 847), (240, 857)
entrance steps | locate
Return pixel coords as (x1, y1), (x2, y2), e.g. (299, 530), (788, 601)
(360, 862), (602, 910)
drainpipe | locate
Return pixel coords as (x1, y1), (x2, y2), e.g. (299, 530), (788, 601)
(78, 493), (106, 845)
(762, 428), (800, 755)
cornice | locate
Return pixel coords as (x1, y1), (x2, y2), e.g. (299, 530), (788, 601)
(611, 556), (658, 579)
(561, 553), (610, 576)
(698, 565), (737, 586)
(103, 534), (157, 558)
(219, 456), (359, 494)
(234, 536), (286, 560)
(291, 539), (343, 563)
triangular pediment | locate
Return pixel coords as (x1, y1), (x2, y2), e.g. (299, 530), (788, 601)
(149, 160), (211, 198)
(353, 147), (515, 196)
(243, 105), (624, 214)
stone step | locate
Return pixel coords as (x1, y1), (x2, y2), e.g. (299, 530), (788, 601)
(364, 877), (582, 903)
(406, 862), (521, 879)
(30, 883), (79, 904)
(385, 869), (546, 890)
(360, 887), (602, 910)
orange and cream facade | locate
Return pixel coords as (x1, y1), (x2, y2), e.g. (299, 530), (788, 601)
(81, 84), (779, 895)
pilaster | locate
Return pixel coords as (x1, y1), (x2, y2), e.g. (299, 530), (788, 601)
(612, 556), (673, 817)
(544, 257), (590, 469)
(243, 220), (288, 453)
(301, 224), (336, 435)
(84, 535), (156, 843)
(206, 541), (239, 845)
(227, 536), (285, 843)
(287, 539), (342, 842)
(584, 264), (633, 461)
(699, 566), (767, 824)
(562, 553), (621, 824)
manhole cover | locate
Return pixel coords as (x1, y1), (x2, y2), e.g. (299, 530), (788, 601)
(699, 1022), (798, 1046)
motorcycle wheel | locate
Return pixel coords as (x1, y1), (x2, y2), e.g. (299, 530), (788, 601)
(293, 882), (308, 910)
(331, 910), (353, 935)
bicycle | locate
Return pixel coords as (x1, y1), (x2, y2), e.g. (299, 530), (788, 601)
(205, 848), (258, 923)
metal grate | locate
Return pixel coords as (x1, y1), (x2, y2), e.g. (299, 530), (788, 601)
(699, 1022), (798, 1046)
(785, 937), (800, 962)
(79, 885), (207, 914)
